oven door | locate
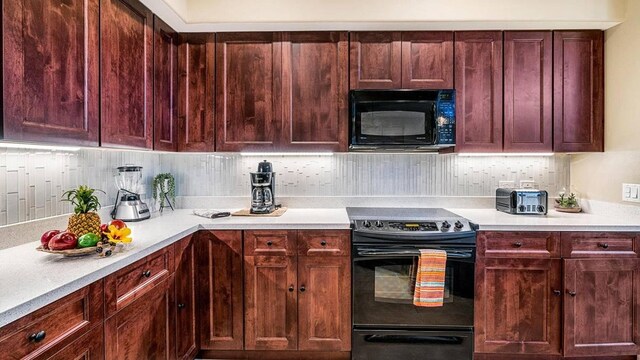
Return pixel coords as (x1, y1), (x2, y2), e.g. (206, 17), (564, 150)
(352, 244), (475, 329)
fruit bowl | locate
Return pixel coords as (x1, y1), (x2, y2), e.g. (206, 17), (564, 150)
(36, 245), (97, 257)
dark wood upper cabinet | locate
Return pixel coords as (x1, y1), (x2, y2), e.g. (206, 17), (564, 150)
(100, 0), (153, 149)
(504, 31), (553, 152)
(454, 31), (503, 153)
(175, 235), (197, 359)
(196, 230), (244, 351)
(2, 0), (99, 146)
(401, 32), (453, 89)
(281, 32), (348, 151)
(563, 259), (640, 357)
(215, 32), (281, 152)
(554, 31), (604, 152)
(177, 33), (215, 152)
(153, 16), (179, 152)
(349, 32), (402, 89)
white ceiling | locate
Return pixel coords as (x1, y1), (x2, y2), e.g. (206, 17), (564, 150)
(140, 0), (627, 32)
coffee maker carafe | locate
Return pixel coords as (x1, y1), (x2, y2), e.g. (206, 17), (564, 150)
(250, 160), (277, 214)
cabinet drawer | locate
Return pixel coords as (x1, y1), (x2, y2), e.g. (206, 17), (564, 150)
(0, 281), (104, 359)
(298, 230), (350, 256)
(245, 231), (297, 256)
(105, 246), (174, 315)
(561, 233), (640, 258)
(479, 232), (560, 258)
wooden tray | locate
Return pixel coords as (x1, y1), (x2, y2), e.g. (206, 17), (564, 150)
(554, 206), (582, 213)
(36, 245), (97, 257)
(232, 207), (288, 217)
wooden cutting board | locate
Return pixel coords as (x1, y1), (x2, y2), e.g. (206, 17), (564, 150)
(231, 207), (288, 217)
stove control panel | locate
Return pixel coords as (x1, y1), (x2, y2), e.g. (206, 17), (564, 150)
(354, 220), (472, 233)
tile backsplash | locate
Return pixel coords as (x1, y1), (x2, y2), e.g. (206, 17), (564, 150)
(0, 148), (569, 227)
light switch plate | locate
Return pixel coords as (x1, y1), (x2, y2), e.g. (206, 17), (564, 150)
(622, 183), (640, 202)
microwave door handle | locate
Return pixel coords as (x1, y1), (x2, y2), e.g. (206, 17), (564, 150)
(432, 103), (439, 144)
(363, 334), (464, 345)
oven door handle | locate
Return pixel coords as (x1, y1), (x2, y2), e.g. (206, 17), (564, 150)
(356, 249), (473, 259)
(363, 334), (464, 345)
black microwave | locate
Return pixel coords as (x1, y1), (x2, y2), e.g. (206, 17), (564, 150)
(349, 89), (456, 152)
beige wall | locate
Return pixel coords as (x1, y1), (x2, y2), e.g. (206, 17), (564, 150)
(571, 0), (640, 204)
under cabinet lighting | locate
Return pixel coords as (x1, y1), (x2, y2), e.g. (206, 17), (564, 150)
(458, 153), (555, 157)
(0, 142), (80, 152)
(240, 152), (334, 156)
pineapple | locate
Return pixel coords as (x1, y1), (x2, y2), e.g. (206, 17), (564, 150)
(62, 185), (104, 237)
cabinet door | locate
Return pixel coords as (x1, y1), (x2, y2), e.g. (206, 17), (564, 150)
(298, 256), (351, 351)
(553, 31), (604, 152)
(2, 0), (99, 146)
(401, 32), (453, 89)
(196, 231), (244, 350)
(153, 16), (178, 152)
(177, 34), (215, 152)
(175, 236), (197, 359)
(563, 259), (640, 357)
(454, 32), (503, 153)
(349, 32), (402, 89)
(215, 33), (281, 151)
(47, 324), (104, 360)
(244, 255), (297, 350)
(105, 277), (175, 360)
(100, 0), (153, 149)
(474, 258), (562, 355)
(281, 32), (348, 152)
(504, 31), (553, 152)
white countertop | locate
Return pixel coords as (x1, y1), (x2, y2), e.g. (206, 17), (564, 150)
(1, 206), (640, 329)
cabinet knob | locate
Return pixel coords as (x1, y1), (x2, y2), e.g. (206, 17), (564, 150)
(28, 330), (46, 343)
(142, 270), (151, 278)
(300, 285), (306, 293)
(320, 241), (327, 246)
(266, 241), (273, 246)
(288, 285), (294, 292)
(567, 290), (577, 297)
(177, 303), (186, 309)
(553, 289), (561, 296)
(513, 242), (523, 248)
(597, 243), (609, 249)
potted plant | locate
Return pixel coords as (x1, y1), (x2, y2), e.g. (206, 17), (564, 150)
(152, 173), (176, 212)
(555, 191), (581, 213)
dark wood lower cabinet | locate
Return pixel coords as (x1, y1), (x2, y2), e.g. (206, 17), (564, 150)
(475, 257), (562, 355)
(175, 235), (197, 359)
(105, 277), (175, 360)
(46, 324), (104, 360)
(563, 259), (640, 357)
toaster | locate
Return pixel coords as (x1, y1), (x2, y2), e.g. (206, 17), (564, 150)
(496, 188), (548, 215)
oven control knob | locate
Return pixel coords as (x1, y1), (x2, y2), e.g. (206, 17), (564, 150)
(454, 221), (464, 230)
(441, 221), (451, 231)
(362, 220), (372, 228)
(375, 220), (384, 228)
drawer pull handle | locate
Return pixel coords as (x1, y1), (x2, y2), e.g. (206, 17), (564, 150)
(266, 241), (273, 246)
(177, 303), (186, 309)
(513, 242), (523, 248)
(142, 270), (152, 278)
(320, 241), (327, 246)
(288, 285), (295, 292)
(28, 330), (46, 343)
(568, 290), (577, 297)
(300, 285), (306, 293)
(598, 243), (609, 249)
(553, 290), (561, 296)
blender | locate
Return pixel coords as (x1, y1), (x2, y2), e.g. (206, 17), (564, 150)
(111, 166), (151, 221)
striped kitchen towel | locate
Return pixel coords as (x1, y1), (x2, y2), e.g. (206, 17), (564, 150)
(413, 249), (447, 307)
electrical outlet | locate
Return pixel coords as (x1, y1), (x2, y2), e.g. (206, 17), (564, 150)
(622, 183), (640, 202)
(519, 180), (537, 189)
(499, 180), (515, 189)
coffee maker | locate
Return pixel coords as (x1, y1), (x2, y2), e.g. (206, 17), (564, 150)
(250, 160), (277, 214)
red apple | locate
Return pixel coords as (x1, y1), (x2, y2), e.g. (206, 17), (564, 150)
(100, 223), (109, 233)
(40, 230), (61, 249)
(48, 232), (78, 251)
(108, 219), (127, 230)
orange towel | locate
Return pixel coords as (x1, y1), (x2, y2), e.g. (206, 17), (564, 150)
(413, 249), (447, 307)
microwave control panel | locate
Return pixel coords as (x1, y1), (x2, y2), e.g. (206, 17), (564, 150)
(436, 90), (456, 145)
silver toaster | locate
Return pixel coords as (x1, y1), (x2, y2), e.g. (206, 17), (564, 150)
(496, 188), (548, 215)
